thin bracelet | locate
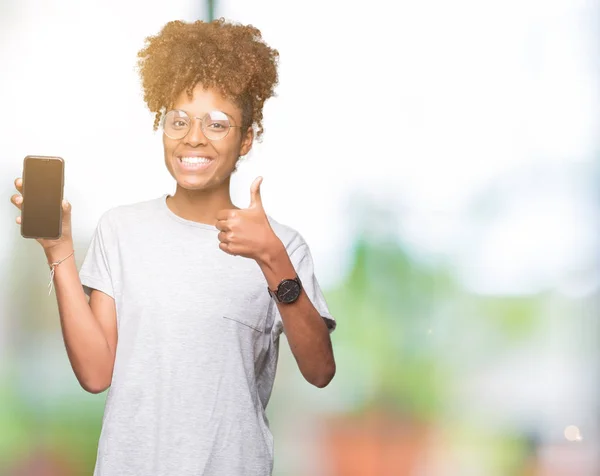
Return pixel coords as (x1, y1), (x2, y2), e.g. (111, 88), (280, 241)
(48, 249), (75, 296)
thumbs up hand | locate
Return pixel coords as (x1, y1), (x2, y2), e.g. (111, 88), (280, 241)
(216, 176), (282, 263)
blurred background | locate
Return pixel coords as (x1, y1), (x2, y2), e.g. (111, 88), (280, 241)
(1, 0), (599, 474)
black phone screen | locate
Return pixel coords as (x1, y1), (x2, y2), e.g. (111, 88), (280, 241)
(21, 156), (64, 239)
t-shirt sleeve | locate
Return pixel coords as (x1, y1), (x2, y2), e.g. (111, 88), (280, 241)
(79, 211), (116, 299)
(271, 241), (337, 338)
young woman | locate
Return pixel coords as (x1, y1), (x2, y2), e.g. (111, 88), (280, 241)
(11, 18), (336, 476)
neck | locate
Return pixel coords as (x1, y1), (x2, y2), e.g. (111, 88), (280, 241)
(167, 183), (240, 226)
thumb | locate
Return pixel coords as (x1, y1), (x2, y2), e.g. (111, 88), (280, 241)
(249, 176), (264, 209)
(62, 199), (71, 213)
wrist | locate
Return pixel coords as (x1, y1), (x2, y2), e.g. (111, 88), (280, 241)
(257, 237), (286, 269)
(45, 242), (74, 265)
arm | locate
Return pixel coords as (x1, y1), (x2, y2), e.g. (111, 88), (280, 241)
(256, 241), (336, 388)
(46, 243), (117, 394)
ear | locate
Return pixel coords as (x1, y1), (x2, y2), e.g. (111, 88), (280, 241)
(239, 126), (254, 157)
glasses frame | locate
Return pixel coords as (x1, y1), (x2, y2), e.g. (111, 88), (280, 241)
(161, 109), (242, 141)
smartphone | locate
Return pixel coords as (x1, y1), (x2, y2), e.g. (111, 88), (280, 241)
(21, 155), (65, 239)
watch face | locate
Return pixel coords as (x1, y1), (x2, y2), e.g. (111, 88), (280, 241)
(277, 279), (301, 303)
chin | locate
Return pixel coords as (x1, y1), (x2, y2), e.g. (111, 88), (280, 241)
(177, 177), (211, 189)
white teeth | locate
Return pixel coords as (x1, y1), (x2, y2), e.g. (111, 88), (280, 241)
(180, 156), (211, 164)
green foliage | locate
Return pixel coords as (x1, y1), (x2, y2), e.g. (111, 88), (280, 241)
(474, 295), (543, 340)
(0, 375), (103, 471)
(326, 228), (542, 422)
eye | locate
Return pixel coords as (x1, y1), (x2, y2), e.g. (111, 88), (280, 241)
(172, 120), (188, 128)
(206, 121), (228, 130)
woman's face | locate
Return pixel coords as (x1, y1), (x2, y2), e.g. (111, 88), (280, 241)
(162, 83), (253, 192)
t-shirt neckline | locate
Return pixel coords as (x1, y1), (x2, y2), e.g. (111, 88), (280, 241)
(160, 194), (219, 231)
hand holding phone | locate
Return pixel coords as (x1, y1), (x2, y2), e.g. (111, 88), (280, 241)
(11, 155), (73, 251)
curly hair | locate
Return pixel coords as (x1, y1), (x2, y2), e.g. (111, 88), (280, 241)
(136, 18), (279, 141)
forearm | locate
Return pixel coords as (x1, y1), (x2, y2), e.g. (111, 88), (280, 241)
(258, 242), (335, 388)
(275, 289), (335, 387)
(46, 245), (114, 393)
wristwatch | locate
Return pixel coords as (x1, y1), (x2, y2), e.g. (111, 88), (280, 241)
(267, 274), (302, 304)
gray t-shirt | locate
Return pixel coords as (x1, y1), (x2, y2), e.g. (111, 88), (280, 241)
(78, 194), (336, 476)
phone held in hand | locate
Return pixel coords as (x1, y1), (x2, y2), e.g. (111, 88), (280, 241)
(21, 155), (65, 240)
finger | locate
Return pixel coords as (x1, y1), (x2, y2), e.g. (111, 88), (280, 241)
(218, 230), (234, 243)
(216, 208), (238, 221)
(216, 219), (232, 232)
(219, 242), (234, 255)
(11, 193), (22, 210)
(15, 177), (22, 192)
(16, 215), (21, 224)
(249, 176), (263, 209)
(62, 199), (71, 214)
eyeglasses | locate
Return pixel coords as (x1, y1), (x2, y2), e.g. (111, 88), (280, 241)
(161, 109), (242, 141)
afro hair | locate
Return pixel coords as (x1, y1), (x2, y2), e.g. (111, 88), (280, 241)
(136, 18), (280, 141)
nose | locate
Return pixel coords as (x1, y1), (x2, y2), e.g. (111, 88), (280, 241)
(183, 117), (209, 146)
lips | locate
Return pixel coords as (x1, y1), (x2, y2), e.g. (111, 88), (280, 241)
(177, 155), (214, 172)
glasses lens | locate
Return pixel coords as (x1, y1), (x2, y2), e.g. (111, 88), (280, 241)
(163, 110), (190, 139)
(202, 111), (230, 140)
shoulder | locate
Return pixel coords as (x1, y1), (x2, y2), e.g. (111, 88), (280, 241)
(266, 214), (309, 257)
(96, 196), (162, 231)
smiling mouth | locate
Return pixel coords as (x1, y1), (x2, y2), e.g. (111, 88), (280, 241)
(177, 156), (214, 171)
(178, 156), (214, 163)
